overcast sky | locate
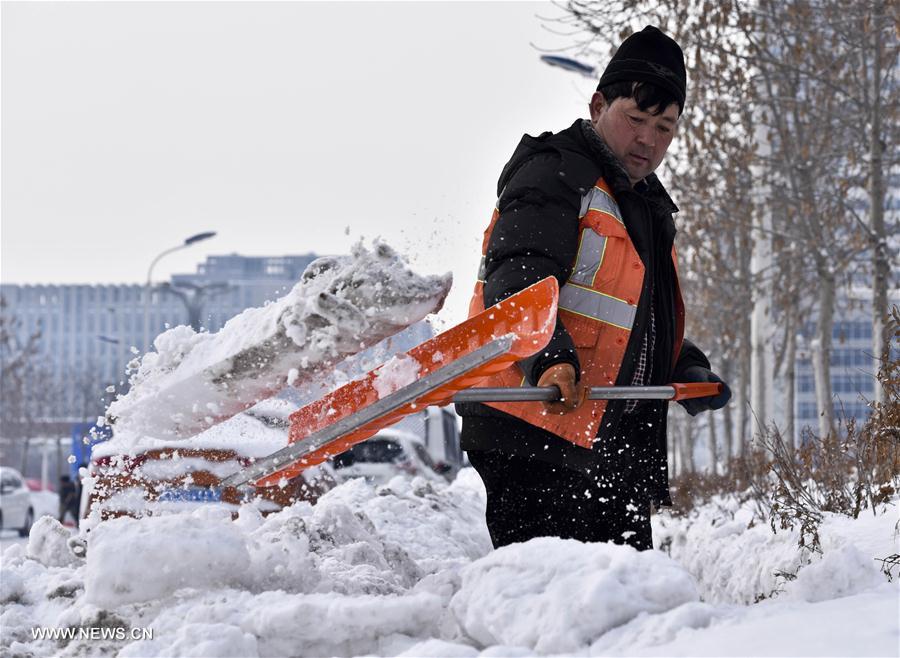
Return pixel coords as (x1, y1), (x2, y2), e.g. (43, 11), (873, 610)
(2, 1), (608, 322)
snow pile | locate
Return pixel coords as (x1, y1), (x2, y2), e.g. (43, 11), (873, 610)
(786, 543), (885, 603)
(84, 510), (250, 607)
(2, 474), (897, 657)
(653, 495), (898, 605)
(450, 538), (699, 653)
(319, 469), (492, 573)
(106, 241), (451, 444)
(1, 473), (488, 657)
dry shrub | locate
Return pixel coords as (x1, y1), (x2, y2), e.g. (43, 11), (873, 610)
(667, 448), (772, 518)
(668, 308), (900, 553)
(765, 309), (900, 552)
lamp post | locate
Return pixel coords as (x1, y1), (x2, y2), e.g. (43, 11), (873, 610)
(143, 231), (217, 353)
(106, 304), (124, 386)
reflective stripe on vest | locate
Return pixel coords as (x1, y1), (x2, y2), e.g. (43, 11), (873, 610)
(559, 282), (637, 330)
(579, 186), (624, 224)
(569, 229), (607, 287)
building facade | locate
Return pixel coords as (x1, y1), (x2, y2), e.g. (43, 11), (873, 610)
(1, 254), (318, 423)
(794, 288), (899, 432)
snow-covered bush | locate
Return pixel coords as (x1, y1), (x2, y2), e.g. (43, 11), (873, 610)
(670, 333), (899, 560)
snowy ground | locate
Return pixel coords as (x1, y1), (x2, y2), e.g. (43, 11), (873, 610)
(1, 470), (897, 657)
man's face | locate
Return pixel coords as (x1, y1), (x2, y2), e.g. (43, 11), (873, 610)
(589, 92), (679, 185)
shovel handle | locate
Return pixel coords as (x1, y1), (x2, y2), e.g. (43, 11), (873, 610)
(452, 382), (723, 403)
(671, 382), (723, 400)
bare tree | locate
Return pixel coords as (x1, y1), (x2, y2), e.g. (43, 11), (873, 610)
(0, 297), (58, 440)
(1, 297), (61, 475)
(552, 0), (894, 443)
(158, 281), (234, 331)
(825, 0), (900, 403)
(72, 360), (110, 426)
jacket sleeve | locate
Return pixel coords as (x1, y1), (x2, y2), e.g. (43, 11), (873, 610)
(482, 153), (582, 385)
(672, 338), (711, 380)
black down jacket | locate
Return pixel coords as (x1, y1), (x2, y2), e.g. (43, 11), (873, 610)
(456, 119), (709, 506)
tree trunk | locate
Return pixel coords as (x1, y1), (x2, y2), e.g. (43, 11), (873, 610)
(669, 416), (680, 479)
(750, 123), (775, 434)
(736, 314), (753, 455)
(722, 360), (735, 471)
(813, 268), (836, 437)
(736, 216), (754, 456)
(708, 414), (719, 475)
(682, 418), (696, 475)
(868, 0), (890, 403)
(784, 302), (798, 453)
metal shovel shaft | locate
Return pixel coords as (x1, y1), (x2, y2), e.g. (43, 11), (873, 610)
(452, 382), (721, 403)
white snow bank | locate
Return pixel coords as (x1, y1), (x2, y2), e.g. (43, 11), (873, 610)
(603, 584), (899, 657)
(450, 537), (699, 653)
(2, 474), (897, 658)
(106, 240), (451, 444)
(653, 495), (899, 605)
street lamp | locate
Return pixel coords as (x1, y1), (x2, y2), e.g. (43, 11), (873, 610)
(143, 231), (217, 352)
(539, 54), (596, 78)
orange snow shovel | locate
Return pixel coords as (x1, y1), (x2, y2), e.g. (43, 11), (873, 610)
(220, 276), (720, 491)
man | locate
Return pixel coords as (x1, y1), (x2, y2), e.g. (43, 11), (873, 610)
(58, 474), (80, 527)
(456, 26), (731, 551)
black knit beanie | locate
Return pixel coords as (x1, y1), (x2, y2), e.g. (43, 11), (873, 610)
(597, 26), (686, 110)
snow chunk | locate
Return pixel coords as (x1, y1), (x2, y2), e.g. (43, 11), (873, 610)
(85, 509), (249, 607)
(373, 354), (421, 398)
(26, 516), (80, 568)
(449, 538), (698, 653)
(318, 471), (491, 575)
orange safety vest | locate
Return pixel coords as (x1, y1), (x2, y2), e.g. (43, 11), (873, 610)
(468, 177), (685, 450)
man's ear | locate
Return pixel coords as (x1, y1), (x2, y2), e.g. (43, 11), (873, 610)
(589, 92), (608, 128)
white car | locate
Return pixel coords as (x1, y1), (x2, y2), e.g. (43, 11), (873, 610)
(0, 467), (35, 536)
(331, 430), (452, 485)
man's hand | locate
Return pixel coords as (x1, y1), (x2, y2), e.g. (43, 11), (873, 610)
(678, 366), (732, 416)
(537, 363), (586, 415)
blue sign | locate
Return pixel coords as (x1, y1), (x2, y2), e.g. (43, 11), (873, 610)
(69, 423), (113, 479)
(157, 487), (223, 503)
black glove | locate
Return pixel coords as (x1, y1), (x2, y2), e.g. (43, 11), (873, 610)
(678, 366), (732, 416)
